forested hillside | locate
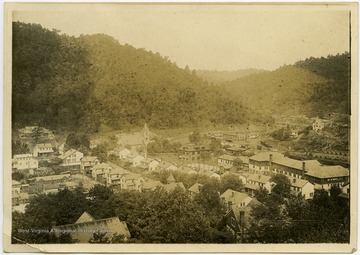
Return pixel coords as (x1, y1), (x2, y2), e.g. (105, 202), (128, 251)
(215, 53), (350, 117)
(12, 21), (350, 133)
(12, 22), (248, 132)
(295, 53), (350, 116)
(195, 69), (266, 84)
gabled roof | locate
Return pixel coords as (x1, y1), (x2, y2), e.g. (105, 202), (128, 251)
(93, 163), (112, 171)
(247, 174), (271, 184)
(188, 183), (203, 194)
(198, 169), (219, 177)
(12, 180), (21, 185)
(167, 174), (175, 183)
(55, 214), (131, 242)
(220, 189), (252, 206)
(289, 178), (312, 188)
(141, 157), (157, 164)
(163, 182), (186, 192)
(122, 172), (142, 181)
(58, 149), (81, 160)
(305, 165), (349, 179)
(14, 154), (33, 159)
(250, 152), (284, 162)
(75, 211), (95, 224)
(218, 154), (237, 161)
(34, 143), (53, 149)
(35, 174), (70, 182)
(142, 180), (164, 191)
(158, 161), (175, 169)
(113, 147), (131, 153)
(81, 156), (99, 162)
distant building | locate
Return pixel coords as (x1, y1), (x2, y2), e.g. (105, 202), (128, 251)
(198, 169), (221, 180)
(54, 211), (131, 243)
(80, 156), (100, 174)
(12, 180), (21, 194)
(312, 117), (325, 132)
(92, 163), (112, 181)
(178, 143), (210, 161)
(13, 154), (38, 170)
(58, 149), (84, 166)
(120, 172), (144, 192)
(188, 183), (203, 198)
(289, 178), (315, 199)
(244, 174), (275, 196)
(249, 152), (283, 175)
(218, 154), (237, 166)
(156, 161), (178, 172)
(32, 143), (54, 157)
(139, 158), (160, 171)
(106, 165), (128, 186)
(111, 147), (131, 159)
(305, 165), (349, 191)
(221, 189), (253, 208)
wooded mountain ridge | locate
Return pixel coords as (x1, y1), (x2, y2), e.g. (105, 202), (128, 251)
(12, 22), (350, 133)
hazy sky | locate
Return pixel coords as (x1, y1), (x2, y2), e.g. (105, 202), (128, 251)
(13, 4), (350, 71)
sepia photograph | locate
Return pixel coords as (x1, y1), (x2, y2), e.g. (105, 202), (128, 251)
(3, 2), (358, 253)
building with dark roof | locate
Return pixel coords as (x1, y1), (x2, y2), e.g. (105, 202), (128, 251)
(54, 212), (131, 243)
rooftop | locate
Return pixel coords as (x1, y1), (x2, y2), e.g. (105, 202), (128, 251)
(250, 152), (284, 162)
(220, 189), (251, 206)
(247, 174), (271, 184)
(58, 149), (80, 160)
(188, 183), (203, 194)
(218, 154), (237, 161)
(305, 165), (349, 179)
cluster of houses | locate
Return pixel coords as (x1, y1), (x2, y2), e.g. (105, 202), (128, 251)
(11, 122), (351, 234)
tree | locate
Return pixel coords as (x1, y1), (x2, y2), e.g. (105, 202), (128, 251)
(12, 140), (30, 156)
(209, 139), (223, 156)
(270, 174), (291, 198)
(232, 157), (243, 169)
(12, 172), (25, 182)
(65, 132), (90, 151)
(220, 174), (243, 193)
(91, 144), (108, 162)
(247, 192), (291, 243)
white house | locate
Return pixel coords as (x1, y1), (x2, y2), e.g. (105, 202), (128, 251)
(139, 158), (160, 171)
(12, 180), (21, 194)
(312, 117), (325, 132)
(80, 156), (100, 173)
(112, 147), (131, 159)
(220, 189), (253, 208)
(289, 178), (315, 199)
(126, 154), (145, 167)
(156, 161), (178, 172)
(92, 163), (112, 181)
(120, 172), (145, 192)
(58, 149), (84, 166)
(244, 174), (275, 196)
(107, 166), (128, 186)
(198, 169), (221, 180)
(13, 154), (38, 170)
(32, 143), (54, 157)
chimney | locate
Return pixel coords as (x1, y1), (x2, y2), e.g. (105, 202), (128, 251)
(269, 153), (273, 172)
(302, 161), (306, 178)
